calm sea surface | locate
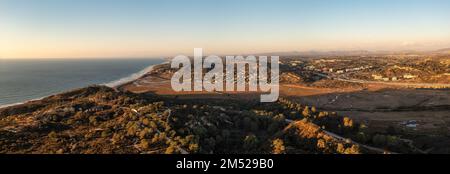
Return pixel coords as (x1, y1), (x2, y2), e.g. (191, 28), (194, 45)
(0, 58), (165, 106)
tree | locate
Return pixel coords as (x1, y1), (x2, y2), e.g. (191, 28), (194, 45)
(89, 116), (98, 125)
(311, 106), (317, 113)
(343, 117), (354, 128)
(242, 117), (253, 131)
(274, 114), (285, 121)
(302, 106), (311, 118)
(372, 134), (387, 147)
(189, 143), (199, 153)
(111, 133), (123, 145)
(139, 128), (151, 139)
(193, 126), (207, 136)
(140, 139), (150, 149)
(344, 145), (360, 154)
(268, 122), (280, 133)
(359, 123), (368, 132)
(318, 111), (328, 118)
(221, 129), (231, 139)
(336, 143), (345, 154)
(165, 144), (177, 154)
(355, 132), (367, 143)
(142, 118), (150, 126)
(48, 131), (58, 139)
(243, 134), (259, 151)
(101, 129), (111, 138)
(164, 139), (180, 154)
(386, 135), (399, 147)
(272, 139), (286, 154)
(204, 137), (216, 151)
(316, 139), (327, 149)
(386, 126), (397, 135)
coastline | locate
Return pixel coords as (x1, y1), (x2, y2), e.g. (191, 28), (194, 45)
(114, 61), (170, 91)
(0, 97), (45, 109)
(0, 60), (168, 110)
(104, 64), (158, 88)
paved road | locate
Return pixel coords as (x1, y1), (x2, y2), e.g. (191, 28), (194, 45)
(285, 119), (397, 154)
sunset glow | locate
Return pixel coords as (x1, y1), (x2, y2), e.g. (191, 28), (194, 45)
(1, 0), (449, 58)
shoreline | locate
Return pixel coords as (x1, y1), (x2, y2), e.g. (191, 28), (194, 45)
(0, 60), (168, 109)
(115, 61), (170, 91)
(104, 62), (167, 88)
(0, 97), (45, 109)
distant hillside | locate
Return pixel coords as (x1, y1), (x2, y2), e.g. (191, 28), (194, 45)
(255, 50), (372, 57)
(253, 48), (450, 57)
(433, 48), (450, 54)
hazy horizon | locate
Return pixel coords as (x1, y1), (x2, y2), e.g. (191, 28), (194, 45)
(1, 0), (450, 59)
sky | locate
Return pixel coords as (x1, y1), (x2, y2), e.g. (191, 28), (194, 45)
(1, 0), (450, 58)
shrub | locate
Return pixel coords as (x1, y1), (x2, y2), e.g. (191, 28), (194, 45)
(316, 139), (326, 149)
(243, 134), (259, 150)
(311, 106), (317, 113)
(89, 116), (98, 125)
(142, 118), (150, 126)
(165, 142), (179, 154)
(318, 112), (328, 118)
(386, 135), (400, 147)
(140, 139), (150, 149)
(343, 117), (353, 128)
(101, 129), (111, 138)
(139, 129), (149, 139)
(336, 143), (345, 154)
(272, 139), (286, 154)
(189, 143), (199, 153)
(355, 132), (367, 143)
(111, 133), (123, 144)
(302, 106), (311, 118)
(372, 134), (387, 147)
(48, 131), (58, 139)
(344, 145), (361, 154)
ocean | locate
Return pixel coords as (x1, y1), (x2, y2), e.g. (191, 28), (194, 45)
(0, 58), (165, 107)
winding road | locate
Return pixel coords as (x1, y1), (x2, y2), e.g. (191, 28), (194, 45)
(285, 119), (398, 154)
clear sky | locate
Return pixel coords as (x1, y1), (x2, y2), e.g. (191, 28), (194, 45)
(1, 0), (449, 58)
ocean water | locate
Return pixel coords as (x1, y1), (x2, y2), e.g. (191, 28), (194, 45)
(0, 58), (165, 107)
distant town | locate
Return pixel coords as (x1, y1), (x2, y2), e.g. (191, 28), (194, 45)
(280, 53), (450, 89)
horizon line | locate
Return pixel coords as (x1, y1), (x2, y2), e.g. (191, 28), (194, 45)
(2, 47), (450, 59)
